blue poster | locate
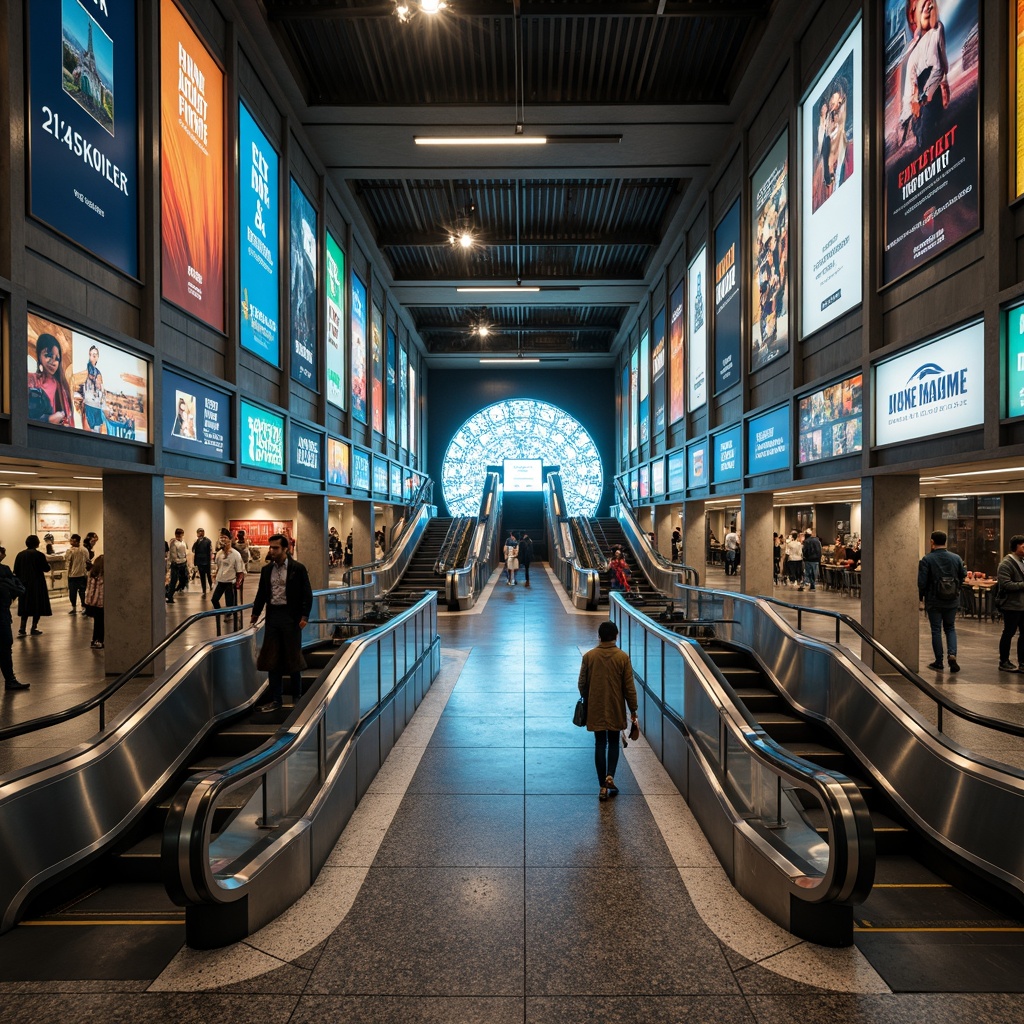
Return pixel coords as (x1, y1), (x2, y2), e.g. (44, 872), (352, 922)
(163, 368), (230, 462)
(351, 274), (368, 424)
(747, 405), (790, 474)
(352, 448), (370, 491)
(687, 442), (708, 489)
(667, 450), (686, 492)
(240, 399), (284, 472)
(713, 427), (741, 484)
(239, 103), (280, 365)
(290, 423), (322, 481)
(714, 200), (741, 394)
(28, 0), (138, 276)
(386, 324), (397, 442)
(289, 177), (317, 387)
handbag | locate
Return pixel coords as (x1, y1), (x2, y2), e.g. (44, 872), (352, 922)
(572, 696), (587, 727)
(628, 719), (640, 741)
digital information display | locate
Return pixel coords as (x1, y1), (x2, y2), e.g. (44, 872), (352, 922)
(799, 373), (863, 464)
(504, 459), (542, 492)
(163, 367), (229, 461)
(747, 405), (790, 474)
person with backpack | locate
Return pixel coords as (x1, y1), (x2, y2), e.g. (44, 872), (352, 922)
(917, 530), (966, 673)
(995, 535), (1024, 672)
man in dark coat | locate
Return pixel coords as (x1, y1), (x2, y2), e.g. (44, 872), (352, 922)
(192, 528), (213, 597)
(251, 534), (313, 713)
(0, 544), (29, 690)
(13, 535), (52, 636)
(519, 533), (535, 587)
(918, 530), (966, 674)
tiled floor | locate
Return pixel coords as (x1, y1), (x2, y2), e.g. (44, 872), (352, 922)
(2, 566), (1024, 1021)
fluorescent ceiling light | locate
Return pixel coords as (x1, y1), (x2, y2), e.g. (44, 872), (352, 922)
(73, 475), (102, 480)
(457, 286), (541, 293)
(415, 135), (547, 146)
(479, 358), (540, 364)
(927, 466), (1024, 478)
(0, 470), (38, 476)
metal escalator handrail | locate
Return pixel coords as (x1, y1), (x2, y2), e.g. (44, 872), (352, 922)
(545, 473), (600, 609)
(164, 591), (439, 910)
(725, 589), (1024, 740)
(611, 593), (874, 908)
(446, 473), (502, 609)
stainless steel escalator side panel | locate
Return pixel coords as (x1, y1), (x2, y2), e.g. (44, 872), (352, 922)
(0, 629), (264, 933)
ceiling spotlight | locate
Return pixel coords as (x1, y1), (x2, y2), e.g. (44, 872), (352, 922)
(394, 2), (412, 21)
(420, 0), (446, 13)
(474, 324), (490, 338)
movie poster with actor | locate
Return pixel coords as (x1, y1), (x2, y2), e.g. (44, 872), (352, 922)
(750, 131), (789, 372)
(882, 0), (979, 284)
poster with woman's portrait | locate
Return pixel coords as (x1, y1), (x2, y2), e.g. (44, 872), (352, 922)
(27, 312), (149, 442)
(882, 0), (979, 284)
(750, 131), (789, 372)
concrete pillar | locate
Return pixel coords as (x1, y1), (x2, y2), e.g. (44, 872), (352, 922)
(297, 494), (328, 592)
(654, 505), (674, 558)
(103, 473), (165, 675)
(351, 500), (375, 567)
(741, 491), (775, 598)
(861, 474), (920, 671)
(682, 499), (705, 582)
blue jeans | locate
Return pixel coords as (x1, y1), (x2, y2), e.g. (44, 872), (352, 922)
(927, 606), (958, 664)
(803, 561), (819, 589)
(68, 575), (87, 609)
(594, 730), (621, 784)
(724, 550), (737, 575)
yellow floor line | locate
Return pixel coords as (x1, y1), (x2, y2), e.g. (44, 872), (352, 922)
(21, 919), (183, 927)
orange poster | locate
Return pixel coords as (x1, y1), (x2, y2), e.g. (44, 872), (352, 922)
(160, 0), (225, 330)
(1018, 1), (1024, 195)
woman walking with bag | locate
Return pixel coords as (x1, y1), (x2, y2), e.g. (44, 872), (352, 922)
(84, 553), (105, 649)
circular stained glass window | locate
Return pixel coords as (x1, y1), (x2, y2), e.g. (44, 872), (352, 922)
(441, 399), (603, 518)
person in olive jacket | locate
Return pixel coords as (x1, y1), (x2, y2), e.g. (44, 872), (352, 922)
(578, 620), (638, 801)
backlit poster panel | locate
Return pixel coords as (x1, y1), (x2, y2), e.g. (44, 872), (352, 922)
(1018, 3), (1024, 196)
(28, 0), (138, 276)
(1007, 303), (1024, 417)
(399, 343), (408, 449)
(801, 20), (862, 335)
(352, 449), (370, 491)
(652, 306), (666, 433)
(390, 464), (402, 498)
(638, 464), (649, 500)
(651, 458), (665, 497)
(882, 0), (980, 284)
(289, 178), (317, 388)
(327, 437), (350, 487)
(386, 325), (397, 441)
(620, 364), (630, 457)
(714, 200), (741, 393)
(687, 441), (708, 489)
(240, 399), (284, 472)
(669, 282), (685, 423)
(409, 365), (417, 455)
(639, 330), (649, 445)
(713, 427), (741, 485)
(27, 312), (149, 440)
(372, 457), (389, 494)
(873, 321), (984, 446)
(160, 0), (224, 330)
(163, 367), (229, 461)
(351, 273), (367, 424)
(290, 424), (323, 482)
(325, 231), (345, 409)
(687, 247), (708, 411)
(629, 346), (639, 451)
(799, 373), (863, 463)
(747, 405), (790, 475)
(751, 132), (789, 371)
(238, 103), (279, 364)
(668, 450), (686, 492)
(371, 303), (384, 433)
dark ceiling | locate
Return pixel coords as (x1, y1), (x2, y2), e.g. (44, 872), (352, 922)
(259, 0), (774, 367)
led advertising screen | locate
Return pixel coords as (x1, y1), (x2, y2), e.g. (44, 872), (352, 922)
(289, 178), (317, 388)
(28, 0), (138, 276)
(751, 131), (789, 372)
(325, 231), (345, 409)
(327, 437), (350, 487)
(713, 427), (741, 485)
(714, 200), (741, 393)
(239, 102), (279, 364)
(1007, 302), (1024, 418)
(390, 464), (402, 498)
(669, 282), (685, 423)
(160, 0), (224, 330)
(801, 19), (862, 336)
(687, 441), (709, 489)
(399, 342), (408, 449)
(371, 303), (384, 433)
(386, 324), (397, 442)
(372, 457), (388, 495)
(687, 247), (708, 411)
(504, 459), (543, 492)
(163, 367), (229, 462)
(882, 0), (980, 284)
(290, 423), (323, 482)
(1018, 2), (1024, 196)
(651, 457), (665, 497)
(409, 365), (417, 454)
(747, 405), (790, 475)
(639, 330), (650, 445)
(873, 321), (984, 446)
(352, 448), (370, 492)
(638, 464), (649, 500)
(652, 306), (666, 434)
(668, 450), (686, 492)
(240, 399), (284, 472)
(351, 273), (368, 424)
(629, 345), (639, 451)
(799, 373), (863, 463)
(27, 312), (149, 441)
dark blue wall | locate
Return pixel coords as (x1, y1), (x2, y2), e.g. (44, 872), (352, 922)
(425, 368), (616, 516)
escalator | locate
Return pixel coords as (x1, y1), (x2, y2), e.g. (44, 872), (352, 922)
(591, 517), (653, 604)
(387, 516), (452, 609)
(701, 639), (1024, 992)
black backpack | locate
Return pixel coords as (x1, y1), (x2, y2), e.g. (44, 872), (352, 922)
(934, 574), (960, 601)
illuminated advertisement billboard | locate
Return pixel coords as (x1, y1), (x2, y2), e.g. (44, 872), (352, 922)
(325, 231), (345, 409)
(163, 367), (229, 462)
(798, 373), (863, 464)
(800, 19), (862, 336)
(371, 302), (384, 433)
(669, 282), (685, 423)
(668, 450), (686, 492)
(399, 342), (408, 448)
(713, 426), (741, 485)
(751, 131), (789, 371)
(386, 324), (397, 441)
(289, 178), (317, 387)
(351, 273), (367, 424)
(687, 441), (709, 489)
(240, 399), (284, 472)
(352, 448), (370, 491)
(28, 0), (139, 275)
(28, 312), (149, 441)
(160, 0), (224, 330)
(652, 306), (666, 433)
(747, 405), (790, 475)
(290, 423), (323, 482)
(238, 102), (279, 364)
(714, 200), (741, 393)
(327, 437), (350, 487)
(687, 247), (708, 411)
(639, 330), (649, 445)
(651, 457), (665, 497)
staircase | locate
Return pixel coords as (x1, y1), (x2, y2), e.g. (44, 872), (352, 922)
(387, 517), (453, 609)
(591, 517), (654, 605)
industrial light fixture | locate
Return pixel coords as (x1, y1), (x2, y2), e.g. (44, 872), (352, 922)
(393, 0), (447, 22)
(416, 135), (547, 146)
(457, 285), (541, 293)
(480, 357), (540, 364)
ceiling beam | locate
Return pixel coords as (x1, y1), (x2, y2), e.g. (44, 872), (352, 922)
(267, 2), (769, 21)
(419, 324), (619, 336)
(377, 230), (661, 248)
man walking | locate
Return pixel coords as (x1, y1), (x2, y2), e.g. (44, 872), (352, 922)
(996, 535), (1024, 672)
(251, 534), (313, 713)
(918, 530), (966, 673)
(65, 533), (88, 613)
(801, 529), (823, 592)
(723, 524), (740, 576)
(192, 528), (213, 598)
(519, 532), (534, 587)
(166, 528), (189, 603)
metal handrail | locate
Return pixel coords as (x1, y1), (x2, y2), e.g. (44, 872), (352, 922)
(345, 499), (434, 591)
(446, 473), (502, 610)
(613, 478), (701, 587)
(435, 517), (473, 572)
(545, 473), (600, 609)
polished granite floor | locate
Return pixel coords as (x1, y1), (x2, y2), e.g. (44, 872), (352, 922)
(2, 566), (1024, 1021)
